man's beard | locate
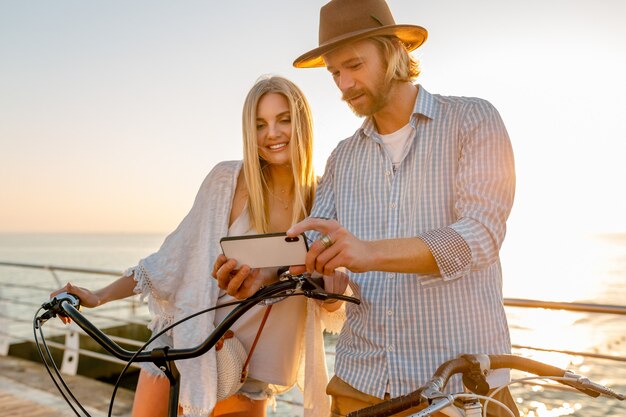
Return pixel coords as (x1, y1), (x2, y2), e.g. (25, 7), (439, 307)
(342, 78), (392, 117)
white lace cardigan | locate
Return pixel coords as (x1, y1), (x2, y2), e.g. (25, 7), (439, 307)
(125, 160), (345, 417)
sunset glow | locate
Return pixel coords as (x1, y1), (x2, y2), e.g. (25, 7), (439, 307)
(1, 0), (624, 236)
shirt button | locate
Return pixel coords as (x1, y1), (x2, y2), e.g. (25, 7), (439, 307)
(385, 170), (391, 176)
(387, 309), (393, 316)
(388, 273), (395, 279)
(390, 202), (397, 209)
(387, 345), (394, 352)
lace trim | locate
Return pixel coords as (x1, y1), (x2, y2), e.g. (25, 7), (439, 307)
(126, 264), (158, 301)
(148, 313), (175, 335)
(125, 264), (174, 335)
(180, 404), (211, 417)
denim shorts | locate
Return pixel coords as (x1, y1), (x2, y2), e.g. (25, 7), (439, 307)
(139, 332), (275, 401)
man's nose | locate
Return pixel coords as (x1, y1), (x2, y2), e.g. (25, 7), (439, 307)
(336, 73), (355, 92)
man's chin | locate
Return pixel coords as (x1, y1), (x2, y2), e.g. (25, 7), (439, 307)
(348, 103), (373, 118)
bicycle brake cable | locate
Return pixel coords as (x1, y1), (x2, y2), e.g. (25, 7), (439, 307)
(33, 308), (91, 416)
(106, 297), (250, 417)
(37, 280), (346, 417)
(107, 292), (289, 417)
(108, 288), (321, 416)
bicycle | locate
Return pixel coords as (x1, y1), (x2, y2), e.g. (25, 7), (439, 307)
(33, 272), (360, 417)
(346, 353), (624, 417)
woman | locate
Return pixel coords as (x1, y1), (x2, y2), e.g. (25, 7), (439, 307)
(51, 76), (347, 417)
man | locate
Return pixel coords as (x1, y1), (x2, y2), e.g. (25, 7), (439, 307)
(287, 0), (518, 416)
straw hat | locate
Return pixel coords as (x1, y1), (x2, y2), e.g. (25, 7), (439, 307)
(293, 0), (427, 68)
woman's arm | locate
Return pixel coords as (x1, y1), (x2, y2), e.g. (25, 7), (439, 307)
(50, 274), (138, 324)
(50, 274), (137, 312)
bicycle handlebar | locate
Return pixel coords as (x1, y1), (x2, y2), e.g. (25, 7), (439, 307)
(37, 292), (81, 323)
(39, 274), (360, 363)
(427, 355), (624, 400)
(347, 353), (624, 417)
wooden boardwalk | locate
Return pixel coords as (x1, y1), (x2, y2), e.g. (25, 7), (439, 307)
(0, 390), (70, 417)
(0, 355), (134, 417)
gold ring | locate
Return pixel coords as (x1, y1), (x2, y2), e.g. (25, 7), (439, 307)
(320, 234), (333, 249)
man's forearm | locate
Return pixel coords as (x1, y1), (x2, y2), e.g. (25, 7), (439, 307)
(367, 237), (439, 274)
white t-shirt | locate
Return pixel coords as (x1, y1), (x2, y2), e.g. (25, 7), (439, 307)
(379, 122), (414, 171)
(213, 207), (307, 386)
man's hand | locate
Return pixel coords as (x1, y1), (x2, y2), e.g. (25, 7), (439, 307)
(212, 254), (268, 299)
(288, 218), (374, 276)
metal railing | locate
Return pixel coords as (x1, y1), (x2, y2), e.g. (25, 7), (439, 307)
(1, 261), (625, 410)
(0, 261), (145, 373)
(504, 297), (626, 362)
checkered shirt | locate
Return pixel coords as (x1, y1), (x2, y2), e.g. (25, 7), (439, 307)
(311, 85), (516, 398)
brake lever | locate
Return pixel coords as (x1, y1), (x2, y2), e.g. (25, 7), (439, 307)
(563, 372), (625, 400)
(298, 273), (361, 305)
(37, 292), (81, 326)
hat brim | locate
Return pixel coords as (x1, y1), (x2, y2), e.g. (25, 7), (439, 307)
(293, 24), (427, 68)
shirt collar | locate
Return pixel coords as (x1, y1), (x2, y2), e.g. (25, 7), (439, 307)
(411, 84), (438, 123)
(358, 84), (438, 141)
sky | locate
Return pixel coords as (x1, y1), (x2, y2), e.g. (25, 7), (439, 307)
(1, 0), (625, 240)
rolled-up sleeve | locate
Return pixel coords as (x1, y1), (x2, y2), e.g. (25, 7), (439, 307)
(420, 100), (515, 280)
(418, 227), (472, 280)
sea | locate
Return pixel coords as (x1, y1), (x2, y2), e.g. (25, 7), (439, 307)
(0, 232), (624, 417)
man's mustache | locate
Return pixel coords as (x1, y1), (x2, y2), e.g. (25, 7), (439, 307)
(342, 88), (366, 102)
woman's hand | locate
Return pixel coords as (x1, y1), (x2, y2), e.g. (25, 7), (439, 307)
(49, 282), (101, 324)
(212, 254), (268, 299)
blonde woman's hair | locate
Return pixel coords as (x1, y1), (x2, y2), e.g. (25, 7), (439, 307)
(370, 35), (421, 85)
(241, 76), (316, 233)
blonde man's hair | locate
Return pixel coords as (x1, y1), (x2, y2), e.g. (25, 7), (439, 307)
(370, 35), (421, 84)
(241, 76), (316, 233)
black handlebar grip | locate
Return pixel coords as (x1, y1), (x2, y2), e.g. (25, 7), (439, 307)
(346, 389), (424, 417)
(429, 357), (471, 389)
(39, 291), (81, 321)
(308, 276), (325, 288)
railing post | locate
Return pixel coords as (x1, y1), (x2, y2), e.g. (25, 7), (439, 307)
(45, 266), (63, 287)
(61, 322), (80, 375)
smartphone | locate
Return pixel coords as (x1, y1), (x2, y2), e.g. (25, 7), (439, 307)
(220, 232), (309, 269)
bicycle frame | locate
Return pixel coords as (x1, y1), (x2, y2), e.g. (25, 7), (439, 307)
(36, 273), (360, 417)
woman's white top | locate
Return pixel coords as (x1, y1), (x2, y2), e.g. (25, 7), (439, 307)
(213, 206), (307, 386)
